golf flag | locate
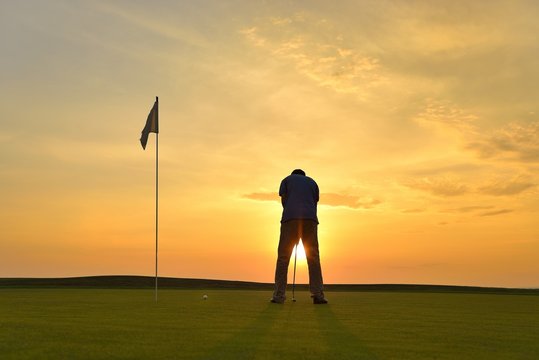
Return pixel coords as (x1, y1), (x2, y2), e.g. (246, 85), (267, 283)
(140, 98), (159, 150)
(139, 96), (160, 302)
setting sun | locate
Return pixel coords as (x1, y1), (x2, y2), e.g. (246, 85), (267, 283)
(294, 241), (307, 262)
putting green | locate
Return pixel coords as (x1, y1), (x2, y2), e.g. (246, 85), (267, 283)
(1, 289), (538, 359)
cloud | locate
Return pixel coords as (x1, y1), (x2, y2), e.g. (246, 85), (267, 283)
(405, 174), (536, 198)
(441, 206), (495, 213)
(466, 121), (539, 163)
(401, 208), (425, 214)
(241, 191), (381, 210)
(407, 163), (482, 177)
(412, 101), (538, 168)
(240, 27), (266, 47)
(242, 192), (279, 202)
(479, 209), (513, 217)
(414, 99), (478, 132)
(479, 177), (536, 196)
(321, 193), (382, 209)
(404, 177), (469, 197)
(240, 15), (384, 99)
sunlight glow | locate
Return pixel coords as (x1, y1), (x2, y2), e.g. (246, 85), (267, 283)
(295, 240), (307, 262)
(1, 1), (537, 287)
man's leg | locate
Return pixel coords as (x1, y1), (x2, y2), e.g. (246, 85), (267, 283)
(301, 220), (325, 299)
(272, 220), (299, 302)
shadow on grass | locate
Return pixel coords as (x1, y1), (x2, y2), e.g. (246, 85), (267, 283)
(314, 305), (379, 359)
(202, 301), (378, 359)
(201, 303), (279, 359)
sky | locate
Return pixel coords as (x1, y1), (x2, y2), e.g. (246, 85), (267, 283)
(1, 0), (538, 287)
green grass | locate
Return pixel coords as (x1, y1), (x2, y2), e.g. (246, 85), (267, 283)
(1, 289), (538, 359)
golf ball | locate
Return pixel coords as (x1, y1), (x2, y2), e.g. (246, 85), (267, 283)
(203, 294), (208, 300)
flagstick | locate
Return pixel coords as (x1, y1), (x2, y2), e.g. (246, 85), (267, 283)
(155, 97), (159, 303)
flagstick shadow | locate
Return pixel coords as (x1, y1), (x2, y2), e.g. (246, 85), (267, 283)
(313, 304), (379, 359)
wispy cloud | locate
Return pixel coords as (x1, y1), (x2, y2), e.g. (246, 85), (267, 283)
(242, 192), (279, 202)
(321, 193), (382, 209)
(240, 15), (384, 99)
(441, 205), (494, 213)
(414, 99), (478, 132)
(413, 101), (539, 166)
(479, 177), (536, 196)
(241, 191), (381, 210)
(405, 175), (536, 198)
(401, 208), (425, 214)
(479, 209), (513, 217)
(404, 177), (470, 197)
(466, 121), (539, 163)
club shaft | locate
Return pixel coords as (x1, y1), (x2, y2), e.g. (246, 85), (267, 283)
(292, 243), (298, 299)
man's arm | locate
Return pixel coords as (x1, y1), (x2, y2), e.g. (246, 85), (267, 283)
(279, 178), (287, 208)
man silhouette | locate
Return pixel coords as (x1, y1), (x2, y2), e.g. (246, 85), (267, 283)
(271, 169), (327, 304)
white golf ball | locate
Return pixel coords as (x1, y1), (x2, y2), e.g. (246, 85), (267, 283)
(203, 294), (208, 300)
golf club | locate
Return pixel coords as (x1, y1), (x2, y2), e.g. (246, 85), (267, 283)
(292, 242), (298, 302)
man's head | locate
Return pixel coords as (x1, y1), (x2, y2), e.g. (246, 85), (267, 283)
(291, 169), (306, 176)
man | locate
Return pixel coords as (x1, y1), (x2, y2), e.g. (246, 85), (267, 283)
(271, 169), (327, 304)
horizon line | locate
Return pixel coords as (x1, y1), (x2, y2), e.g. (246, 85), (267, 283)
(1, 274), (537, 290)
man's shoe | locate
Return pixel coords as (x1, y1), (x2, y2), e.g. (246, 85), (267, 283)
(312, 297), (328, 304)
(270, 297), (285, 304)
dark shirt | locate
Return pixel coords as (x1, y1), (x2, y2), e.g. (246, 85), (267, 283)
(279, 174), (319, 223)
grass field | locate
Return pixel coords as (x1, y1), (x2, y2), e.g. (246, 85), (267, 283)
(1, 288), (538, 359)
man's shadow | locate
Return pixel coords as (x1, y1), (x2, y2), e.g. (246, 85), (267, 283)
(201, 303), (282, 359)
(202, 301), (378, 359)
(313, 304), (379, 359)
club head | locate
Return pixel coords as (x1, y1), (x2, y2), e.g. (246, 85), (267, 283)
(292, 298), (296, 302)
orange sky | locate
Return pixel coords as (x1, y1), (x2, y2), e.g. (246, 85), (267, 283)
(1, 1), (538, 287)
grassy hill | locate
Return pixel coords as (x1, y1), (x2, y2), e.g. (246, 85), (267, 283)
(1, 275), (538, 295)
